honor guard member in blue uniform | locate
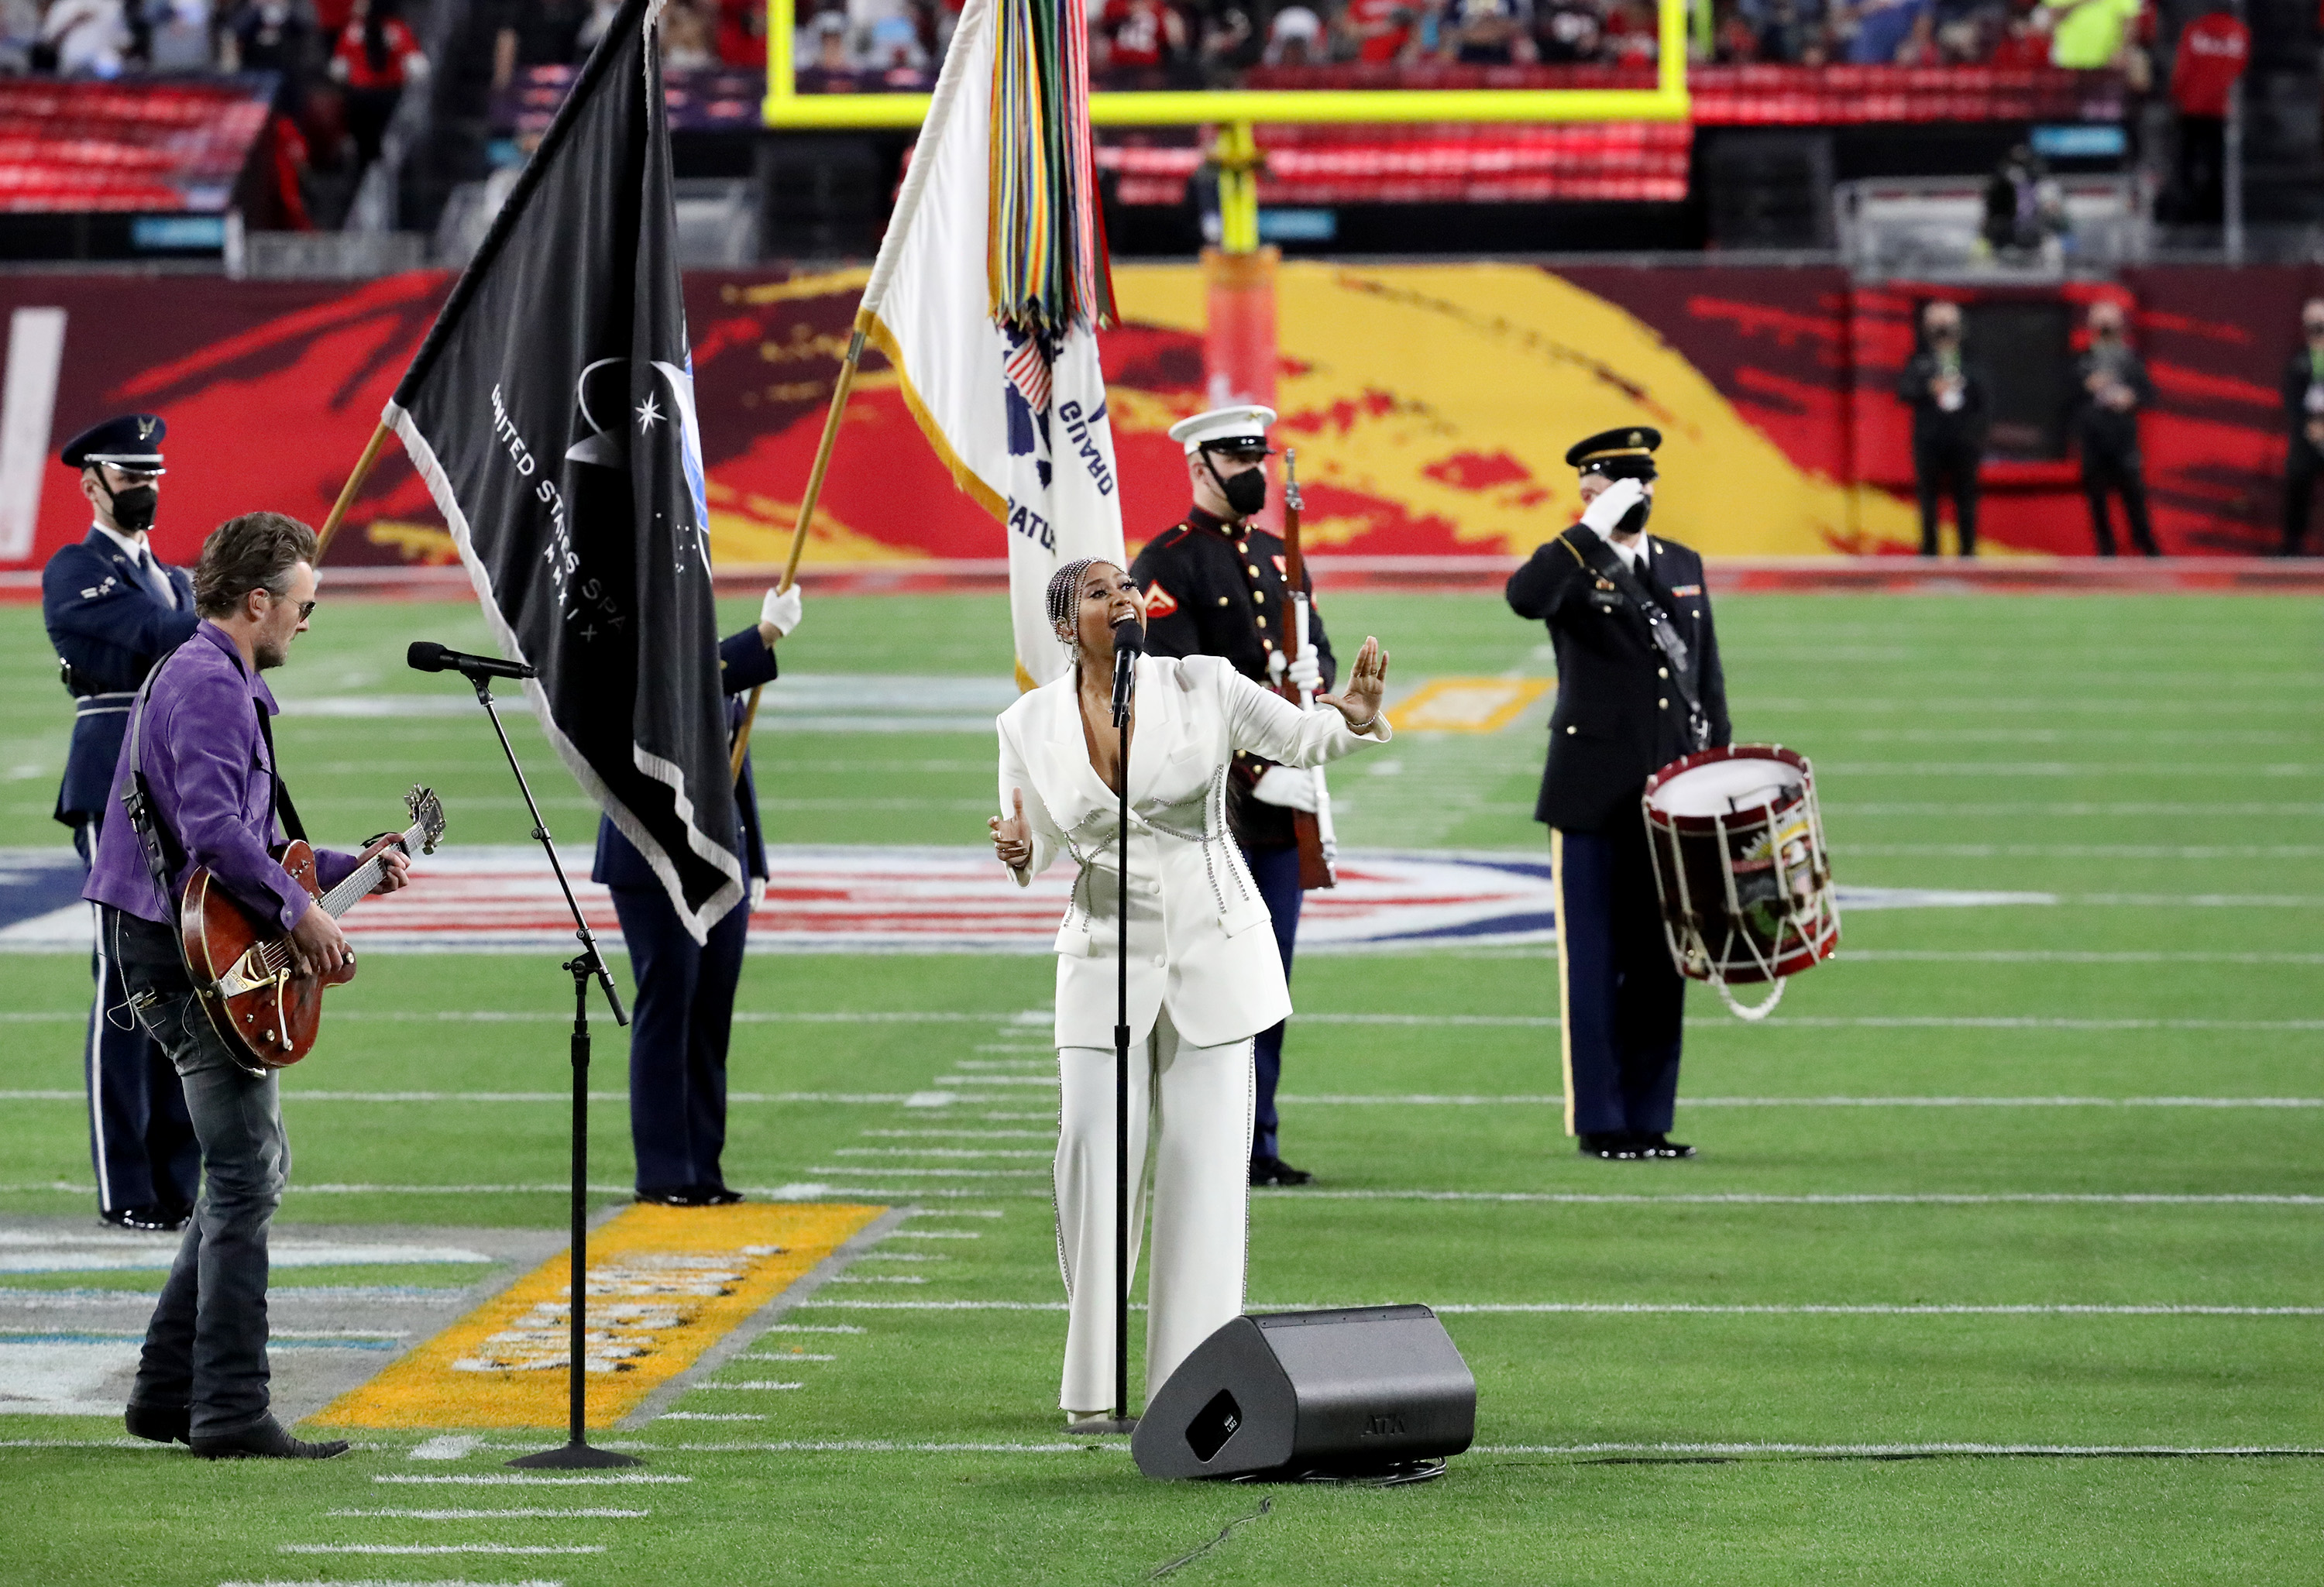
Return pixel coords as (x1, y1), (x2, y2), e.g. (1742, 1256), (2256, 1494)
(1129, 404), (1332, 1188)
(1507, 427), (1730, 1162)
(594, 583), (803, 1207)
(42, 414), (202, 1231)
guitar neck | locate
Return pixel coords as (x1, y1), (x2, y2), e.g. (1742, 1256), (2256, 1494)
(316, 819), (424, 921)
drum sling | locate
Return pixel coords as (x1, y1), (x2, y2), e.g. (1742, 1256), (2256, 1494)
(1566, 533), (1711, 752)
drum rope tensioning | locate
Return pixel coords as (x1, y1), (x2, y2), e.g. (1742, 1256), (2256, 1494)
(1642, 745), (1841, 1022)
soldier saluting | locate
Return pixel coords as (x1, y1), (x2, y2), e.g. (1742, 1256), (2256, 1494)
(1506, 427), (1731, 1162)
(40, 414), (201, 1231)
(1129, 404), (1332, 1188)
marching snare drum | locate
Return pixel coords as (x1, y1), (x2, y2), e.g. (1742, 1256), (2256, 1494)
(1641, 745), (1839, 1019)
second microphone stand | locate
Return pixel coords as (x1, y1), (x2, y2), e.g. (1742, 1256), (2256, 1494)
(457, 669), (638, 1471)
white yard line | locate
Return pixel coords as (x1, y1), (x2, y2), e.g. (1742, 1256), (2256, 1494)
(1475, 1442), (2324, 1457)
(1840, 950), (2324, 964)
(1277, 1095), (2324, 1108)
(791, 1299), (2323, 1317)
(218, 1579), (571, 1587)
(1253, 1190), (2322, 1206)
(374, 1474), (691, 1485)
(833, 1148), (1050, 1158)
(277, 1545), (605, 1557)
(689, 1381), (804, 1390)
(325, 1509), (648, 1520)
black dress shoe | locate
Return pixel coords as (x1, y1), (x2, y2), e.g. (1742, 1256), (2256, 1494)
(635, 1186), (708, 1207)
(124, 1402), (190, 1444)
(1635, 1133), (1697, 1159)
(190, 1414), (349, 1461)
(1248, 1156), (1314, 1187)
(1577, 1132), (1643, 1160)
(101, 1205), (189, 1233)
(691, 1184), (744, 1206)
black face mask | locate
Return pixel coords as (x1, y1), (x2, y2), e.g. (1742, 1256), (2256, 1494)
(1207, 452), (1268, 519)
(1618, 496), (1652, 538)
(103, 482), (159, 536)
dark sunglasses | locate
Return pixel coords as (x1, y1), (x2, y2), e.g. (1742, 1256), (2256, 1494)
(2305, 323), (2324, 335)
(273, 593), (318, 620)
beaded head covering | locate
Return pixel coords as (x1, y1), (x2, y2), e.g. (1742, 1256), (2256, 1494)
(1045, 557), (1109, 652)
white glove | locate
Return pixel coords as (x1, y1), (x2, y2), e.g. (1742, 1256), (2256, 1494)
(1251, 765), (1318, 812)
(1577, 476), (1645, 538)
(1286, 644), (1322, 694)
(761, 583), (803, 638)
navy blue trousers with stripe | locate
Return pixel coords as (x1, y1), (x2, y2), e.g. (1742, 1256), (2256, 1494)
(1241, 840), (1304, 1163)
(1551, 823), (1685, 1138)
(74, 819), (198, 1215)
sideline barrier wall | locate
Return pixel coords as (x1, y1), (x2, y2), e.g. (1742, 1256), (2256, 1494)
(1, 262), (2314, 575)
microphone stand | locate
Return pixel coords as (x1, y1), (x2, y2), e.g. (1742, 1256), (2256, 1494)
(1087, 634), (1140, 1436)
(454, 668), (638, 1472)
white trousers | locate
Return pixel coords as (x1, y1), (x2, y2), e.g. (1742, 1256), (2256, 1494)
(1054, 1006), (1254, 1414)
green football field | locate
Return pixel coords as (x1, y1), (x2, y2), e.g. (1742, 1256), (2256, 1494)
(2, 589), (2319, 1585)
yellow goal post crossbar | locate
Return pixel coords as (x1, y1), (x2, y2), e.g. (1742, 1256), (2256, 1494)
(762, 0), (1688, 126)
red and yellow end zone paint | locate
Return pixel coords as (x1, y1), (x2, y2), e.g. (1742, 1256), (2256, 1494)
(317, 1201), (884, 1430)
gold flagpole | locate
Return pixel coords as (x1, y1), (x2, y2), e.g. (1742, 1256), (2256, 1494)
(729, 310), (868, 781)
(314, 418), (394, 562)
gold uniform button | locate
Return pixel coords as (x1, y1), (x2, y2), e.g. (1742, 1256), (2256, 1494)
(1247, 565), (1262, 578)
(1658, 698), (1669, 709)
(1566, 725), (1578, 735)
(1657, 667), (1669, 678)
(1217, 596), (1230, 606)
(1257, 615), (1269, 627)
(1253, 590), (1265, 603)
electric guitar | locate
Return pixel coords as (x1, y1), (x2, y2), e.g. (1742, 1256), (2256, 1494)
(180, 785), (444, 1068)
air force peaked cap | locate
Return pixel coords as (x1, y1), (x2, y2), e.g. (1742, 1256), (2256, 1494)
(1167, 405), (1277, 456)
(61, 414), (167, 472)
(1566, 424), (1660, 479)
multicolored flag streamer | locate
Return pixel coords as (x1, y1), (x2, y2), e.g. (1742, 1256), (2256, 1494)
(987, 0), (1115, 340)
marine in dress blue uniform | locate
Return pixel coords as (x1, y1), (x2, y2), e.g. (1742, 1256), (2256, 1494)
(1506, 427), (1731, 1161)
(593, 586), (798, 1205)
(1127, 405), (1334, 1188)
(41, 414), (202, 1230)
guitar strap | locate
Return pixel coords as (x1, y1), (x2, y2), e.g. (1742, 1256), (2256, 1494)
(1565, 531), (1712, 753)
(253, 702), (308, 845)
(120, 665), (186, 931)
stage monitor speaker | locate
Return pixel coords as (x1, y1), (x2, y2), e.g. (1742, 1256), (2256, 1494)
(1131, 1306), (1475, 1480)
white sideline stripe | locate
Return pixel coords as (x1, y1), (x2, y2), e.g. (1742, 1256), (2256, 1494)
(218, 1581), (569, 1587)
(833, 1149), (1050, 1158)
(738, 1353), (837, 1361)
(325, 1510), (648, 1520)
(1843, 845), (2324, 858)
(657, 1412), (766, 1421)
(1259, 1190), (2323, 1206)
(1281, 1095), (2324, 1109)
(1842, 950), (2324, 964)
(763, 1324), (868, 1333)
(690, 1381), (804, 1390)
(375, 1475), (690, 1485)
(12, 1093), (2311, 1112)
(796, 1300), (2324, 1317)
(647, 1440), (1092, 1453)
(278, 1546), (604, 1557)
(1476, 1443), (2324, 1458)
(803, 1166), (1044, 1177)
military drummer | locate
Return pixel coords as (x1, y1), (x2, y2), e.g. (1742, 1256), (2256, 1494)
(41, 414), (202, 1231)
(1505, 427), (1730, 1162)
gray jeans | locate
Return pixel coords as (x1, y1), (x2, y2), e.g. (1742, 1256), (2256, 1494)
(107, 909), (287, 1438)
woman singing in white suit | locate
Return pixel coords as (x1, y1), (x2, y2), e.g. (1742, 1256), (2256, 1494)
(990, 558), (1393, 1424)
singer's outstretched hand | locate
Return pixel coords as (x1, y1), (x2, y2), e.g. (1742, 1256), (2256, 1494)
(990, 788), (1033, 873)
(1317, 636), (1390, 731)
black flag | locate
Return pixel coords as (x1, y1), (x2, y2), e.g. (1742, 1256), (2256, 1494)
(385, 0), (741, 941)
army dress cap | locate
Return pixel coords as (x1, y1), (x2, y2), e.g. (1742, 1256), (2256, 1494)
(61, 414), (167, 472)
(1566, 425), (1660, 479)
(1167, 405), (1277, 457)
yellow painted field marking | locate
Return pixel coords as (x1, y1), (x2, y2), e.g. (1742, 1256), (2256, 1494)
(1393, 678), (1552, 733)
(317, 1202), (883, 1430)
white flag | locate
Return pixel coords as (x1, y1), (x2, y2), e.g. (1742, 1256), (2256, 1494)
(856, 0), (1123, 689)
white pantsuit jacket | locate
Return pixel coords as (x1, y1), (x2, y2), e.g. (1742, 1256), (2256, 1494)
(997, 653), (1391, 1050)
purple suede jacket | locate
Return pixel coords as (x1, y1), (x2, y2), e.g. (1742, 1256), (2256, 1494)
(84, 621), (358, 931)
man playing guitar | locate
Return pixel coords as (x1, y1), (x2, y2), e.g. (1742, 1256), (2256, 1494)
(84, 511), (411, 1460)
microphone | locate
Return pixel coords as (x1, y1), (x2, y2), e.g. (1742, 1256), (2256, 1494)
(407, 641), (536, 681)
(1109, 616), (1143, 727)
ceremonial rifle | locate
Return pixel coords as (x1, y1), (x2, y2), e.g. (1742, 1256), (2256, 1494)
(1277, 450), (1336, 890)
